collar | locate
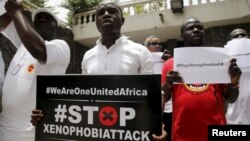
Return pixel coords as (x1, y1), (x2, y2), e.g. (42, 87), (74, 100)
(96, 35), (129, 46)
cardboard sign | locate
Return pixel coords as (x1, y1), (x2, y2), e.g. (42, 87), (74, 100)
(35, 75), (162, 141)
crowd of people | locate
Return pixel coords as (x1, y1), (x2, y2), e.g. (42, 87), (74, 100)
(0, 0), (249, 141)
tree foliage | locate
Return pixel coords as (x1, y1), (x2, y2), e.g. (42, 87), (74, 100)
(27, 0), (47, 7)
(62, 0), (101, 13)
(61, 0), (101, 27)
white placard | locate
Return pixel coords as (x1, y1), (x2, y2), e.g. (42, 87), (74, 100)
(174, 47), (231, 84)
(225, 38), (250, 70)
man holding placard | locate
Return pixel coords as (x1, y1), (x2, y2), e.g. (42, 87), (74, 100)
(225, 28), (250, 124)
(161, 17), (242, 141)
(31, 1), (166, 140)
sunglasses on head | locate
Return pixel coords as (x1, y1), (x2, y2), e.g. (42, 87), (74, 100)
(148, 42), (161, 46)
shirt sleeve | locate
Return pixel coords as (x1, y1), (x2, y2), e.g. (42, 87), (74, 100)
(45, 39), (70, 66)
(161, 58), (174, 84)
(81, 54), (87, 75)
(139, 47), (155, 74)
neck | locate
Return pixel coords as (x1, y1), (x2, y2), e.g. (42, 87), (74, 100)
(185, 43), (203, 47)
(101, 33), (121, 48)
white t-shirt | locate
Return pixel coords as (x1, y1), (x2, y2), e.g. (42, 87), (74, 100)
(0, 23), (70, 141)
(151, 52), (164, 74)
(226, 72), (250, 124)
(82, 36), (154, 74)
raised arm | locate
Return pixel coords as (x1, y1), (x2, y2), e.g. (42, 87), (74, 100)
(5, 0), (47, 63)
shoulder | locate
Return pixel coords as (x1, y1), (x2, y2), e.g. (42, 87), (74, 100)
(126, 39), (145, 48)
(124, 39), (151, 53)
(163, 58), (174, 69)
(47, 39), (69, 46)
(166, 58), (174, 64)
(45, 39), (70, 51)
(82, 45), (98, 62)
(164, 58), (174, 66)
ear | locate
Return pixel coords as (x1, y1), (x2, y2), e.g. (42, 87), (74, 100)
(121, 17), (125, 25)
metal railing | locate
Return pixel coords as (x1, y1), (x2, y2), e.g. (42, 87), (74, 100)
(73, 0), (225, 26)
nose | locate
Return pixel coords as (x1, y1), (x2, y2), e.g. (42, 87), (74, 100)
(193, 27), (201, 34)
(104, 11), (109, 15)
(103, 10), (111, 18)
(193, 27), (199, 32)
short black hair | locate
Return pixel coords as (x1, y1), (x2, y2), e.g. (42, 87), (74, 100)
(96, 1), (123, 17)
(181, 17), (202, 34)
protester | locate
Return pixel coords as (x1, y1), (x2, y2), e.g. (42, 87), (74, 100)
(81, 2), (154, 74)
(0, 1), (70, 141)
(144, 36), (162, 52)
(144, 35), (171, 61)
(144, 35), (172, 141)
(230, 28), (249, 39)
(32, 1), (166, 140)
(162, 17), (242, 141)
(81, 1), (167, 140)
(225, 28), (250, 124)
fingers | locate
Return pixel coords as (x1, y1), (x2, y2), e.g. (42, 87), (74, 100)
(161, 49), (171, 61)
(30, 109), (44, 126)
(229, 58), (242, 85)
(229, 58), (236, 63)
(167, 71), (183, 83)
(229, 58), (242, 76)
(5, 0), (22, 15)
(161, 53), (171, 61)
(152, 128), (167, 141)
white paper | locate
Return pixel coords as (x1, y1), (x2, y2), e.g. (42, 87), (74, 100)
(174, 47), (231, 84)
(152, 52), (164, 74)
(225, 38), (250, 70)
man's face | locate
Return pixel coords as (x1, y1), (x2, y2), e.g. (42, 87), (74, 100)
(95, 2), (124, 35)
(182, 21), (205, 46)
(230, 29), (249, 39)
(34, 12), (57, 40)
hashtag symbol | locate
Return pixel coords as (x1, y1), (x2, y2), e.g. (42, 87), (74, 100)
(46, 87), (51, 94)
(54, 104), (67, 122)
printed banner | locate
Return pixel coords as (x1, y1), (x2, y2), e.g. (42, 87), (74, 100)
(35, 75), (162, 141)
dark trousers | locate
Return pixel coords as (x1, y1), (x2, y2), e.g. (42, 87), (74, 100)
(163, 112), (172, 141)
